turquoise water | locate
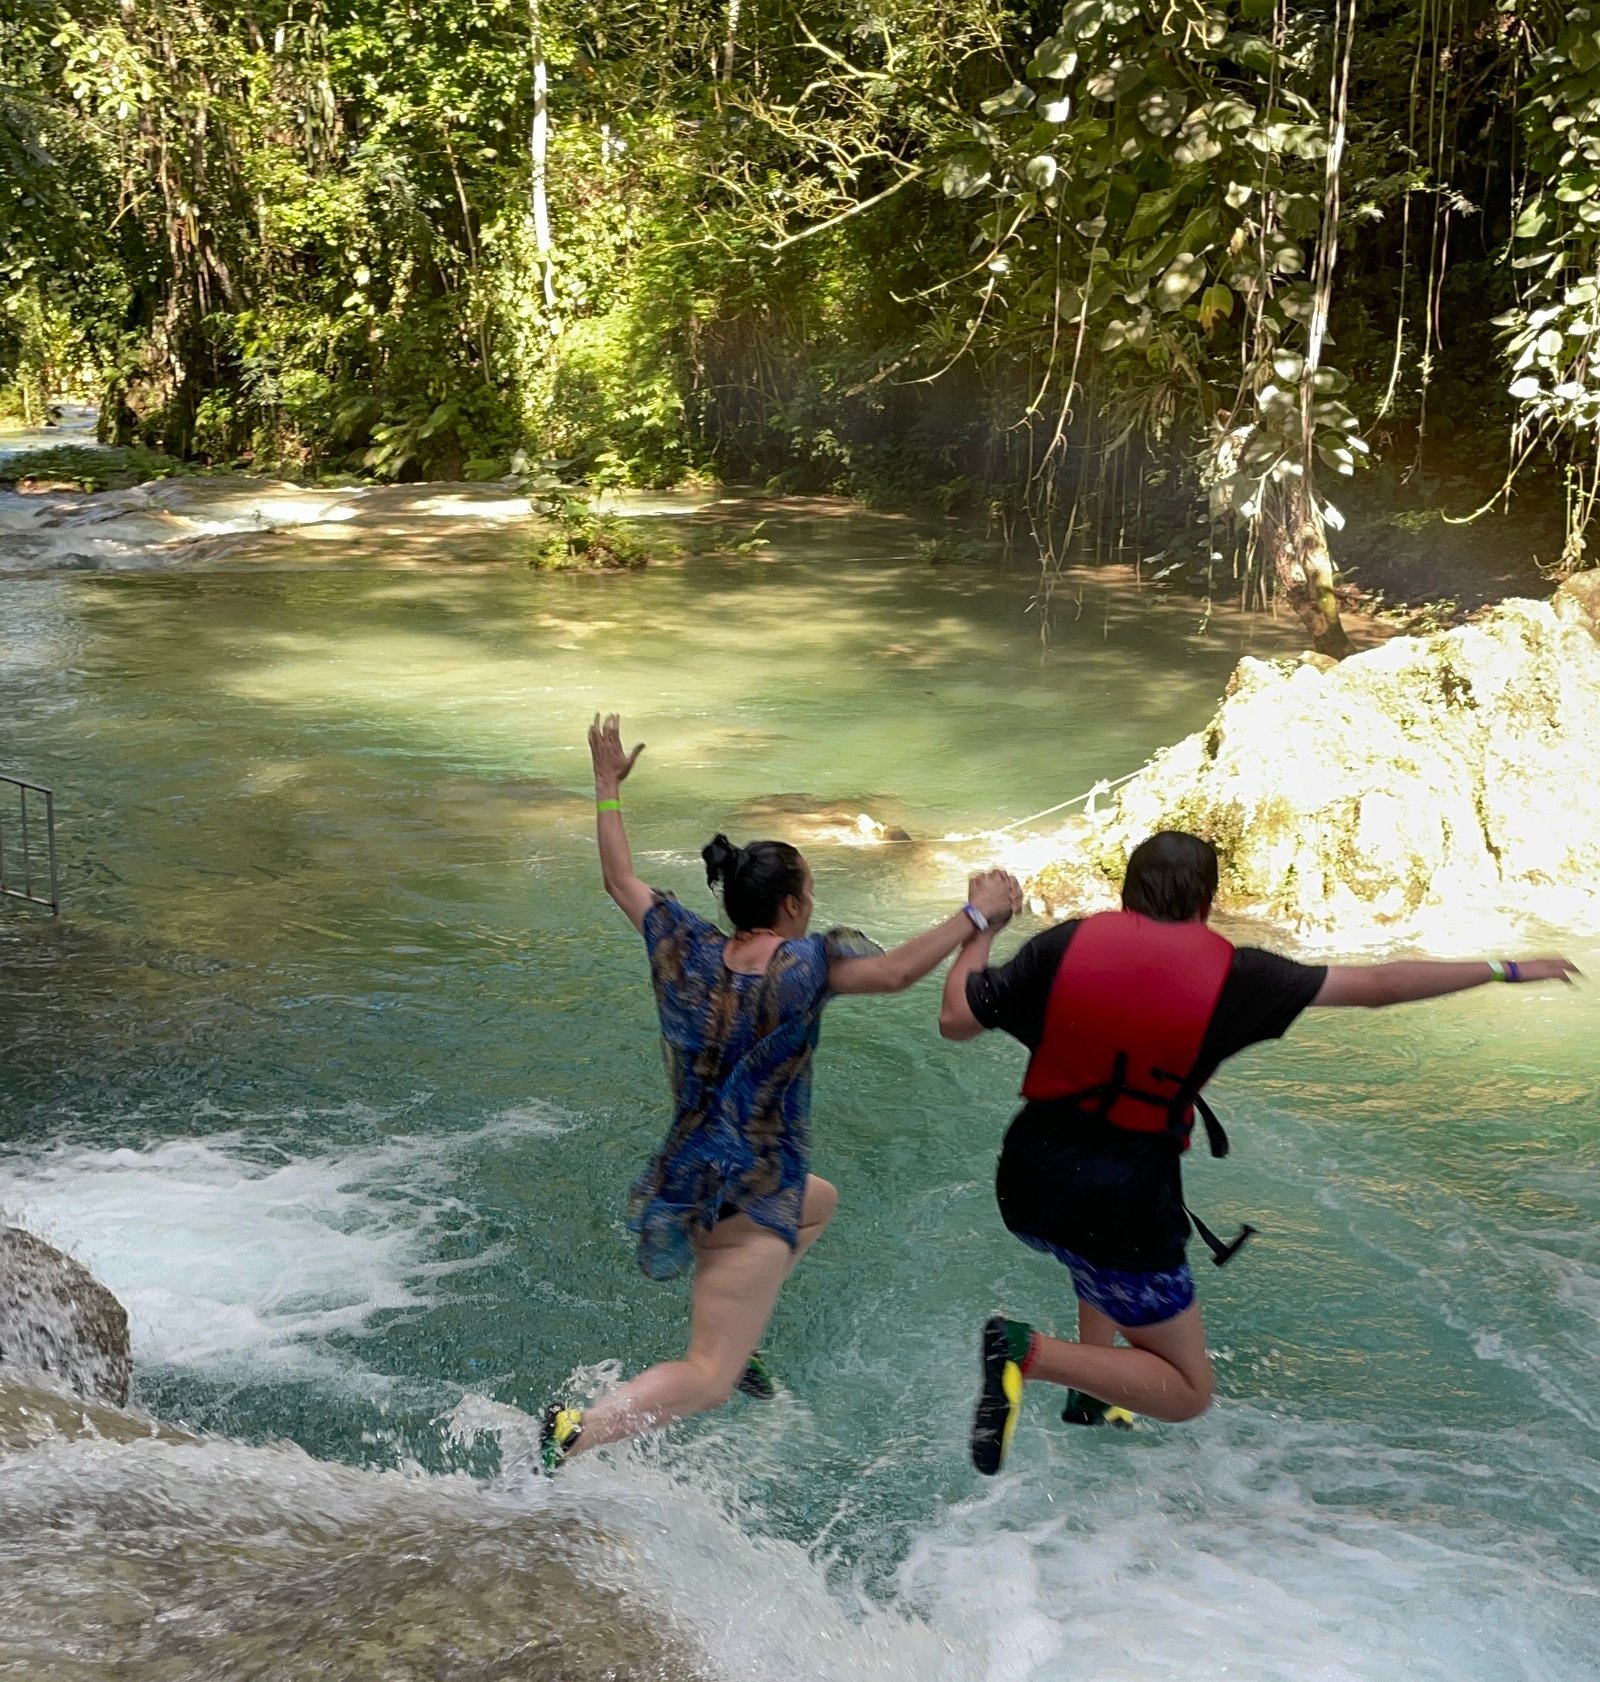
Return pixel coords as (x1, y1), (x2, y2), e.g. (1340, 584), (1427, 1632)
(2, 492), (1597, 1679)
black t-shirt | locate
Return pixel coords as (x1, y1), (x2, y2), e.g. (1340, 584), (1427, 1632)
(967, 920), (1327, 1270)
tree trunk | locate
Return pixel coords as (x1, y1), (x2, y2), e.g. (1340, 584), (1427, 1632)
(529, 0), (555, 310)
(723, 0), (741, 82)
(1262, 477), (1354, 657)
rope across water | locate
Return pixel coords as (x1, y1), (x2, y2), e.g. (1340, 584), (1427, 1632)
(938, 765), (1142, 844)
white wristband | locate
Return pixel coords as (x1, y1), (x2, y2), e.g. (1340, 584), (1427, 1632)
(962, 903), (989, 933)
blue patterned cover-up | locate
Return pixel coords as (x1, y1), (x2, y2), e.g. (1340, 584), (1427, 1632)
(627, 892), (882, 1281)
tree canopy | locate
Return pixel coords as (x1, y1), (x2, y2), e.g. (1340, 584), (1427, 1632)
(5, 1), (1599, 641)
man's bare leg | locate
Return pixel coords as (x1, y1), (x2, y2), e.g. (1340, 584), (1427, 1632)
(1025, 1302), (1213, 1423)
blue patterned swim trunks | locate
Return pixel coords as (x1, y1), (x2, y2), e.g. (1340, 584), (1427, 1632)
(1016, 1233), (1195, 1328)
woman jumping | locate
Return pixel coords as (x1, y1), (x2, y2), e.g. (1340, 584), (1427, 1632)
(540, 713), (1021, 1468)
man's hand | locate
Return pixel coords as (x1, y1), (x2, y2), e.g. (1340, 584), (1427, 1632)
(1509, 957), (1581, 984)
(589, 712), (644, 791)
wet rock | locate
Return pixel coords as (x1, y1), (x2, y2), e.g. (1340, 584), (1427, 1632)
(0, 1438), (714, 1682)
(1555, 568), (1600, 634)
(736, 793), (913, 846)
(0, 1372), (188, 1453)
(0, 1227), (132, 1406)
(1025, 590), (1600, 940)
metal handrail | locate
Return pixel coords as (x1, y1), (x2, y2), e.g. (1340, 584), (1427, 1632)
(0, 775), (60, 914)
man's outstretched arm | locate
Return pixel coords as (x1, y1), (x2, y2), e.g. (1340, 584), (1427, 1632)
(1313, 956), (1578, 1007)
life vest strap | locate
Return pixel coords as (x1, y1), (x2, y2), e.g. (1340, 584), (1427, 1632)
(1186, 1205), (1257, 1267)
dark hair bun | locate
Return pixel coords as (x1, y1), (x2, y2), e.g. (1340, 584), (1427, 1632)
(702, 832), (743, 889)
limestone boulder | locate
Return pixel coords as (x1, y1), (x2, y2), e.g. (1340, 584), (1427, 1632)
(0, 1227), (132, 1406)
(1025, 590), (1600, 941)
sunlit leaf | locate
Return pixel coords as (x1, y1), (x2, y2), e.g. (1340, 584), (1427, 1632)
(980, 82), (1036, 118)
(1027, 36), (1079, 79)
(1513, 204), (1548, 238)
(1316, 438), (1356, 474)
(1139, 88), (1186, 136)
(1198, 282), (1233, 330)
(942, 150), (993, 198)
(1158, 251), (1206, 309)
(1025, 154), (1058, 189)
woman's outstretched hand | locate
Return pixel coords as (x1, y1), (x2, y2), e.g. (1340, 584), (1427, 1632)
(589, 712), (645, 791)
(968, 869), (1023, 930)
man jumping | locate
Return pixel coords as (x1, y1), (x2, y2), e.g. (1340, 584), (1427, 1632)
(938, 830), (1579, 1475)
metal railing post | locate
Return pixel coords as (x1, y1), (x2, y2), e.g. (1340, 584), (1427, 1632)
(0, 774), (60, 914)
(44, 787), (59, 913)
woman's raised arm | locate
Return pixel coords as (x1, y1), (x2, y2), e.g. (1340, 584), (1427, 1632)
(589, 712), (654, 932)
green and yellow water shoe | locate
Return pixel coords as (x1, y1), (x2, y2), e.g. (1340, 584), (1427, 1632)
(735, 1351), (777, 1401)
(970, 1315), (1032, 1476)
(539, 1404), (584, 1473)
(1061, 1389), (1136, 1429)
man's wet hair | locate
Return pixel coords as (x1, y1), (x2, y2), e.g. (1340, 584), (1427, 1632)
(1121, 830), (1219, 922)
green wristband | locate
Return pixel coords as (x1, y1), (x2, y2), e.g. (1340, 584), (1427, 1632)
(1486, 959), (1505, 981)
(596, 798), (622, 812)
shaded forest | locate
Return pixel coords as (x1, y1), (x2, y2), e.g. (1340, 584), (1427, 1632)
(6, 1), (1600, 645)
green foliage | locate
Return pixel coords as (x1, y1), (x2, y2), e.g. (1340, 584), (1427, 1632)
(0, 0), (1588, 592)
(1499, 3), (1600, 566)
(529, 483), (666, 570)
(0, 443), (186, 490)
(705, 521), (772, 555)
(930, 0), (1368, 542)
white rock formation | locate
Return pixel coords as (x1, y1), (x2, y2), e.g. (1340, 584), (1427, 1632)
(1019, 576), (1600, 947)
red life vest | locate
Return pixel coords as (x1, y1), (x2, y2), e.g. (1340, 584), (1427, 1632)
(1021, 909), (1235, 1154)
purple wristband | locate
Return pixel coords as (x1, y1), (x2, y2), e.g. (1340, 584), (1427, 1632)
(1505, 959), (1522, 983)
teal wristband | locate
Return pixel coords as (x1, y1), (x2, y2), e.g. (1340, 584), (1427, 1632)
(596, 798), (622, 812)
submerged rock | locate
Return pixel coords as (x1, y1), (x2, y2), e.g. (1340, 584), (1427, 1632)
(0, 1226), (132, 1406)
(736, 793), (913, 847)
(0, 1371), (186, 1453)
(1023, 581), (1600, 941)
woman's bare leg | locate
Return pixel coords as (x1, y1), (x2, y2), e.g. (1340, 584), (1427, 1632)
(571, 1176), (836, 1454)
(786, 1174), (836, 1274)
(1025, 1302), (1214, 1423)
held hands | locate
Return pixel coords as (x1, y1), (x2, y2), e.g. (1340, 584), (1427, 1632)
(967, 869), (1024, 933)
(589, 712), (644, 793)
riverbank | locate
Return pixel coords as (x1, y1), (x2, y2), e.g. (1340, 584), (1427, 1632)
(4, 410), (1576, 630)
